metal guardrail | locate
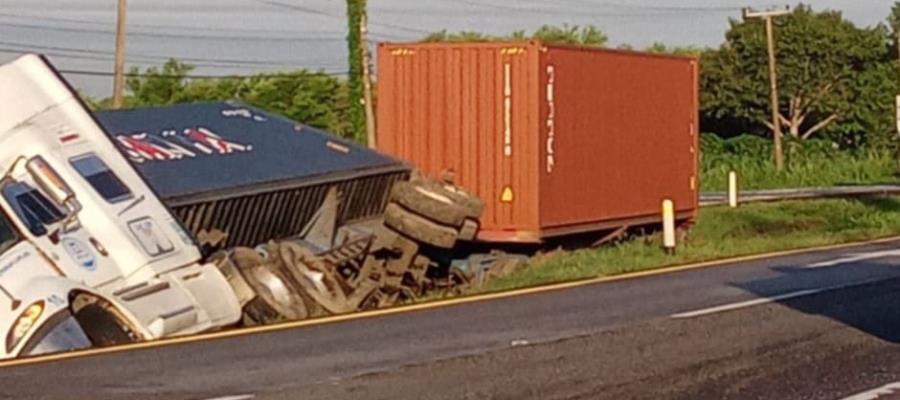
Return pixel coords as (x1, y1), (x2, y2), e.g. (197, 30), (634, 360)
(699, 185), (900, 207)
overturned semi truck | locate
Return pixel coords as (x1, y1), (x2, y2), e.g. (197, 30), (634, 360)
(0, 54), (497, 358)
(93, 100), (493, 323)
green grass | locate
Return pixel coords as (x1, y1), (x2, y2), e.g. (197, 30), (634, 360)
(485, 197), (900, 292)
(699, 134), (898, 192)
(701, 151), (897, 192)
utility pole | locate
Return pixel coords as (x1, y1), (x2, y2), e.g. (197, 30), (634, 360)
(891, 3), (900, 74)
(360, 12), (377, 148)
(743, 6), (790, 171)
(347, 0), (367, 145)
(112, 0), (128, 109)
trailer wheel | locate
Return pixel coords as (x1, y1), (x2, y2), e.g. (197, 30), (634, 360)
(277, 243), (357, 315)
(383, 203), (459, 249)
(244, 266), (310, 323)
(409, 176), (486, 219)
(230, 248), (310, 324)
(390, 181), (469, 227)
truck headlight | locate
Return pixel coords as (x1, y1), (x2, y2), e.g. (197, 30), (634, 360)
(6, 301), (44, 353)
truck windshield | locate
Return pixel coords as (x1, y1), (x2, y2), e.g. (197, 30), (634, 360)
(0, 210), (20, 254)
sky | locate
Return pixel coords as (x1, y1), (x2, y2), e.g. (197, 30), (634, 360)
(0, 0), (894, 97)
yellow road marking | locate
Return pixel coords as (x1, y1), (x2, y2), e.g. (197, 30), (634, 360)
(2, 235), (899, 369)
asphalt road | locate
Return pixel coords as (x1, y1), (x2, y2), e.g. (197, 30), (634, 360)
(5, 241), (900, 400)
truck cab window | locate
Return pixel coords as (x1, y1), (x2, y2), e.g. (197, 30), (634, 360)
(0, 210), (20, 254)
(2, 182), (64, 236)
(3, 182), (65, 236)
(70, 154), (132, 203)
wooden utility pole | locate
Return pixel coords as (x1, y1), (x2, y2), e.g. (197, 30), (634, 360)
(347, 0), (367, 144)
(112, 0), (128, 109)
(360, 12), (377, 148)
(743, 6), (790, 171)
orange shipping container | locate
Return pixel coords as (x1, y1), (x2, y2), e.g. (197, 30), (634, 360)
(377, 41), (699, 243)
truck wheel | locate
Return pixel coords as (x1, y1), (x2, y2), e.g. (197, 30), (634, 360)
(277, 243), (356, 315)
(231, 248), (310, 324)
(409, 176), (486, 219)
(458, 218), (480, 242)
(390, 181), (469, 227)
(383, 203), (459, 249)
(243, 265), (310, 323)
(69, 293), (140, 346)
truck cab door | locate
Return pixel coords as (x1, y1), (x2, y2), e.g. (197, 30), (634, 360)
(0, 180), (120, 287)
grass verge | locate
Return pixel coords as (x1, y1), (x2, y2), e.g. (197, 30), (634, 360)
(699, 134), (897, 191)
(485, 197), (900, 292)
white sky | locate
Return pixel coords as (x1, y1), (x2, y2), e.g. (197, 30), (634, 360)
(0, 0), (893, 96)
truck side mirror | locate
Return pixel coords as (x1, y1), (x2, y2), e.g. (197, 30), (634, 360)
(26, 156), (74, 207)
(26, 156), (81, 234)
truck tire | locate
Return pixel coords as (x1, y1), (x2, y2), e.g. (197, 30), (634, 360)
(390, 181), (469, 227)
(230, 248), (310, 324)
(457, 218), (480, 242)
(383, 203), (459, 249)
(277, 243), (357, 315)
(243, 265), (310, 323)
(409, 176), (486, 219)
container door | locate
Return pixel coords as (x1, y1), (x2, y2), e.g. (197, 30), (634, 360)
(376, 43), (541, 241)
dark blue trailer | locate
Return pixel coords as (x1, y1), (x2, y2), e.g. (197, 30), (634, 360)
(95, 102), (409, 249)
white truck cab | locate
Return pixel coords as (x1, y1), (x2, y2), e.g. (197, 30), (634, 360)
(0, 54), (241, 359)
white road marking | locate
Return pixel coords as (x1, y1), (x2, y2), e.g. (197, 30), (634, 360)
(841, 382), (900, 400)
(671, 278), (887, 319)
(202, 395), (255, 400)
(806, 249), (900, 269)
(510, 339), (530, 347)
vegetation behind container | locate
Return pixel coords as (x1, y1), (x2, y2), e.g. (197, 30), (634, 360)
(377, 41), (699, 243)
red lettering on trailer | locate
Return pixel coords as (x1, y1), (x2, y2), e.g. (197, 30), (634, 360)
(114, 127), (252, 163)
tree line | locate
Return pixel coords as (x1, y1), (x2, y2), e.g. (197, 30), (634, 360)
(86, 4), (900, 152)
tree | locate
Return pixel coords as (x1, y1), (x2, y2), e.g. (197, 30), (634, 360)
(424, 24), (607, 47)
(90, 59), (354, 138)
(701, 5), (891, 145)
(423, 30), (491, 42)
(644, 42), (705, 57)
(530, 24), (607, 47)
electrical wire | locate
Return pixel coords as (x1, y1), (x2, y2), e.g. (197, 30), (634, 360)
(0, 39), (341, 68)
(57, 68), (348, 79)
(0, 21), (349, 42)
(247, 0), (430, 35)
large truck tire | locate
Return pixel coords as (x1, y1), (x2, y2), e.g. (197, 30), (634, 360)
(383, 203), (459, 249)
(409, 176), (486, 219)
(390, 181), (470, 228)
(276, 243), (358, 315)
(230, 248), (310, 324)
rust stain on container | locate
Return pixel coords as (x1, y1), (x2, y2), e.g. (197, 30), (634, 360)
(377, 41), (699, 243)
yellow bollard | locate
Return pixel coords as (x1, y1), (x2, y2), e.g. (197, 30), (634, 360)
(662, 199), (676, 254)
(728, 171), (739, 208)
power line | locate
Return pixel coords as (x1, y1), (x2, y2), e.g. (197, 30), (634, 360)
(247, 0), (429, 35)
(426, 0), (775, 17)
(58, 68), (348, 79)
(0, 11), (347, 36)
(0, 20), (351, 42)
(0, 39), (340, 68)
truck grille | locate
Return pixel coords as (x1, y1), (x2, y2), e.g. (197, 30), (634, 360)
(171, 171), (408, 249)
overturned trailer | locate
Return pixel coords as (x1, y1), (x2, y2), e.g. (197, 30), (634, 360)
(94, 102), (410, 250)
(95, 102), (495, 324)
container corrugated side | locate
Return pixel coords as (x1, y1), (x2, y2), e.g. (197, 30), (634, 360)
(536, 45), (699, 235)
